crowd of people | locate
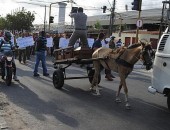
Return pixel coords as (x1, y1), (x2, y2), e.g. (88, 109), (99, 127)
(0, 6), (124, 81)
(0, 29), (123, 81)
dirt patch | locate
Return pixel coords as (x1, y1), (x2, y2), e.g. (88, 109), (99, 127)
(0, 92), (30, 130)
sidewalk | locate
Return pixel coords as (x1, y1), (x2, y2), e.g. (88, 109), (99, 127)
(0, 93), (9, 130)
(134, 60), (144, 69)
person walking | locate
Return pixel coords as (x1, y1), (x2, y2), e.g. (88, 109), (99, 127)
(68, 7), (88, 47)
(53, 33), (60, 59)
(105, 36), (117, 79)
(18, 32), (26, 64)
(92, 32), (113, 81)
(116, 39), (122, 48)
(33, 31), (49, 77)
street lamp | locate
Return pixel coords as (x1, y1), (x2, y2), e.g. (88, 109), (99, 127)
(48, 1), (68, 31)
(48, 0), (76, 31)
(115, 13), (123, 37)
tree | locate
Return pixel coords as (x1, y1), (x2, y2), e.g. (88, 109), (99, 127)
(94, 21), (102, 30)
(5, 10), (35, 31)
(0, 17), (6, 30)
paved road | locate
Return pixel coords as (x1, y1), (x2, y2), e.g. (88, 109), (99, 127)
(0, 56), (170, 130)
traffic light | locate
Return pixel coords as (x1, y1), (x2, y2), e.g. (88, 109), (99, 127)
(49, 16), (54, 23)
(102, 6), (107, 13)
(131, 0), (142, 11)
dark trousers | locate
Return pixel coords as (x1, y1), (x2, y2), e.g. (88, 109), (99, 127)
(18, 49), (26, 63)
(105, 69), (111, 75)
(26, 46), (31, 60)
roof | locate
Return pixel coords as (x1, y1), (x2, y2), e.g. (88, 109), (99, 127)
(87, 8), (166, 26)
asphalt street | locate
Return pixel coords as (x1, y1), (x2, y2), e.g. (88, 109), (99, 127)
(0, 55), (169, 130)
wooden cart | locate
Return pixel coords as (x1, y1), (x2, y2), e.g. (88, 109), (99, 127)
(52, 46), (102, 89)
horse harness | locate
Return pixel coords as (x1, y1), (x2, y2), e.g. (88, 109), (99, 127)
(103, 44), (144, 69)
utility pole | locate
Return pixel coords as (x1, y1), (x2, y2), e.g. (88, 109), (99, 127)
(70, 0), (73, 26)
(159, 1), (166, 39)
(135, 0), (142, 43)
(168, 0), (170, 30)
(109, 0), (116, 36)
(44, 5), (46, 32)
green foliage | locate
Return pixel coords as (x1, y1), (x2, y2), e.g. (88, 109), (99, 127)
(0, 17), (6, 30)
(94, 21), (102, 29)
(0, 10), (35, 31)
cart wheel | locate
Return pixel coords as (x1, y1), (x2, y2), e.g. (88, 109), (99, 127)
(88, 69), (101, 84)
(53, 69), (64, 89)
(167, 92), (170, 110)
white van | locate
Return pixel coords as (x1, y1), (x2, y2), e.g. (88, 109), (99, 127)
(148, 27), (170, 110)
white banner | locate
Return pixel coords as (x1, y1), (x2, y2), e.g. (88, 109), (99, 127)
(17, 36), (34, 48)
(46, 37), (53, 47)
(59, 38), (69, 48)
(102, 38), (110, 48)
(87, 38), (94, 48)
(17, 37), (27, 48)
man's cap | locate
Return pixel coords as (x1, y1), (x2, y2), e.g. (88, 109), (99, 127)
(110, 36), (115, 40)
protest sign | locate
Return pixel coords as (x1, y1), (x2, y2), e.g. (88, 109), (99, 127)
(59, 38), (69, 48)
(87, 38), (94, 48)
(46, 37), (53, 47)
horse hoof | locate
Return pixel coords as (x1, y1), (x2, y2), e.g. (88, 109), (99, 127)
(91, 91), (101, 96)
(115, 98), (121, 103)
(125, 104), (131, 110)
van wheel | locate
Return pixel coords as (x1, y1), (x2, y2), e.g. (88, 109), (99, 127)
(167, 92), (170, 110)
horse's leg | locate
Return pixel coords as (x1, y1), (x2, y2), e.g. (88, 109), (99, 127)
(91, 61), (101, 95)
(115, 82), (122, 103)
(121, 78), (131, 109)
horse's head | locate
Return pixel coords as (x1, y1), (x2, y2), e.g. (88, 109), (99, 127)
(140, 41), (153, 70)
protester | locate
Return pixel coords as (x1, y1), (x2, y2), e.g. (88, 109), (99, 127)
(106, 36), (116, 79)
(116, 39), (122, 48)
(32, 32), (39, 55)
(25, 32), (31, 60)
(0, 31), (19, 81)
(18, 32), (27, 64)
(53, 33), (60, 50)
(68, 7), (88, 47)
(92, 32), (113, 81)
(33, 31), (49, 77)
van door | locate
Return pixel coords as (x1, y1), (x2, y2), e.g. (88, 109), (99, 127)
(153, 34), (170, 93)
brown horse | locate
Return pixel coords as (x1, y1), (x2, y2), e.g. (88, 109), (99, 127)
(91, 42), (153, 109)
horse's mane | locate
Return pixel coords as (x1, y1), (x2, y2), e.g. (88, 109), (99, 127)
(127, 43), (141, 49)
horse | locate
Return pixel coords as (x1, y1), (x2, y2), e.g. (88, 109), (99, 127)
(91, 42), (153, 109)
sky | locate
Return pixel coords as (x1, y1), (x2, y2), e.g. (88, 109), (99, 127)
(0, 0), (164, 24)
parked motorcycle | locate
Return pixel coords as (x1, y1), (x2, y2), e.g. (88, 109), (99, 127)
(0, 51), (14, 86)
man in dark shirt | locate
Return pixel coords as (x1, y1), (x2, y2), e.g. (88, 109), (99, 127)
(53, 34), (60, 49)
(33, 31), (49, 77)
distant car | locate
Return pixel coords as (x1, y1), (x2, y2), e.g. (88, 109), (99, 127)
(148, 27), (170, 110)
